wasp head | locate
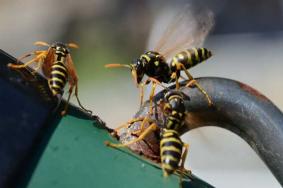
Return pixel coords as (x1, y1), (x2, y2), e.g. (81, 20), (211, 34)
(51, 42), (70, 54)
(132, 58), (146, 85)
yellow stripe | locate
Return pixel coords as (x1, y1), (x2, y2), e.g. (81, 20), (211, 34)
(172, 57), (178, 65)
(52, 64), (67, 71)
(51, 77), (65, 84)
(162, 164), (174, 171)
(50, 84), (62, 89)
(167, 120), (174, 128)
(140, 54), (150, 62)
(172, 111), (177, 115)
(163, 130), (179, 137)
(161, 146), (182, 154)
(55, 51), (66, 56)
(177, 53), (184, 60)
(193, 48), (199, 62)
(160, 137), (182, 146)
(51, 70), (66, 77)
(161, 155), (179, 162)
(185, 50), (193, 66)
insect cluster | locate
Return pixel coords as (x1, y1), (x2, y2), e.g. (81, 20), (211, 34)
(105, 6), (215, 179)
(7, 5), (214, 182)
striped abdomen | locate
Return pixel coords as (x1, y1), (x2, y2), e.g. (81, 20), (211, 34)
(48, 61), (68, 96)
(170, 47), (212, 70)
(160, 129), (183, 177)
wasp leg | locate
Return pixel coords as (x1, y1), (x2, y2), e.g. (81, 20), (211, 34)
(131, 116), (151, 135)
(74, 84), (93, 115)
(185, 80), (213, 106)
(8, 51), (47, 69)
(139, 83), (145, 107)
(147, 77), (166, 114)
(170, 72), (180, 89)
(111, 117), (146, 137)
(52, 94), (63, 114)
(149, 82), (157, 115)
(105, 123), (158, 148)
(178, 143), (191, 188)
(31, 60), (44, 75)
(179, 63), (213, 106)
(61, 85), (73, 116)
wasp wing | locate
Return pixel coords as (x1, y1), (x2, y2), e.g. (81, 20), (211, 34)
(66, 54), (78, 85)
(147, 5), (214, 60)
(42, 47), (55, 78)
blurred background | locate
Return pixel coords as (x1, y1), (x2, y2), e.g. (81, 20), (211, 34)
(0, 0), (282, 187)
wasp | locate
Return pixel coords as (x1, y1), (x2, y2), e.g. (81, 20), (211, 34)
(106, 89), (190, 177)
(8, 41), (92, 116)
(105, 6), (214, 113)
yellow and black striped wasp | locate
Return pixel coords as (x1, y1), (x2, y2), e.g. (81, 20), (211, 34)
(105, 6), (214, 113)
(106, 89), (190, 177)
(8, 41), (92, 116)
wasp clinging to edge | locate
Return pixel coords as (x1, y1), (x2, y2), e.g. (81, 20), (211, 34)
(105, 6), (214, 113)
(8, 41), (92, 116)
(106, 89), (190, 178)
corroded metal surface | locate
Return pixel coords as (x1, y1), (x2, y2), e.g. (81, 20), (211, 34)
(117, 77), (283, 186)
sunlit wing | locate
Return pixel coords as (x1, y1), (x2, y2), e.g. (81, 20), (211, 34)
(147, 5), (214, 60)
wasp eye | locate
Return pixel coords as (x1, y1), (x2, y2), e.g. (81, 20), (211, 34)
(133, 59), (145, 84)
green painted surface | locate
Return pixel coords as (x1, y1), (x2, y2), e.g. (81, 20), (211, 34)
(26, 114), (213, 188)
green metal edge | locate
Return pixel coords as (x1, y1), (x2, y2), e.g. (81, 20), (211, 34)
(25, 113), (213, 188)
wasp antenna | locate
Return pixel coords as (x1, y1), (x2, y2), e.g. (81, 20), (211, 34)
(68, 43), (79, 49)
(34, 41), (50, 47)
(131, 69), (138, 86)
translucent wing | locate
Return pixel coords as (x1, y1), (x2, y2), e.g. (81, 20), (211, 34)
(147, 5), (214, 59)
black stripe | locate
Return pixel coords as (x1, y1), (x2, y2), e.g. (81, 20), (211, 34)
(161, 139), (183, 149)
(162, 150), (181, 160)
(55, 52), (67, 59)
(162, 157), (179, 169)
(50, 87), (63, 95)
(207, 49), (212, 58)
(162, 131), (179, 138)
(52, 67), (68, 76)
(50, 80), (65, 88)
(198, 48), (204, 62)
(189, 49), (199, 66)
(166, 120), (177, 130)
(50, 73), (67, 83)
